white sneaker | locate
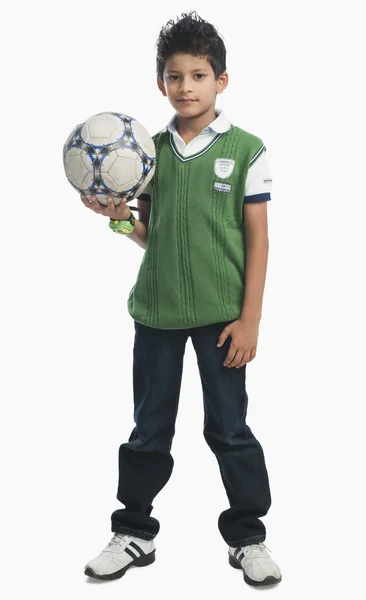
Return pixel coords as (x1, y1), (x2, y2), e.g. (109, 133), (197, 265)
(228, 542), (282, 586)
(84, 533), (156, 580)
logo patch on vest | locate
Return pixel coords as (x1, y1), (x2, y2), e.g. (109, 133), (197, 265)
(213, 181), (232, 194)
(214, 158), (235, 179)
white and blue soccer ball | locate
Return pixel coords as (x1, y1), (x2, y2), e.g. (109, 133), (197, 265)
(63, 112), (155, 206)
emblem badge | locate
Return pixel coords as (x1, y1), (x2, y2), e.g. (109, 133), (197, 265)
(214, 158), (235, 179)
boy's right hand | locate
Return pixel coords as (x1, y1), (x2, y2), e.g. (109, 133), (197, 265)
(80, 195), (132, 220)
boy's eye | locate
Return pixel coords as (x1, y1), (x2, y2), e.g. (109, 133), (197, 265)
(167, 74), (206, 81)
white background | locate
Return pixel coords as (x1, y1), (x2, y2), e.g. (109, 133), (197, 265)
(1, 0), (365, 597)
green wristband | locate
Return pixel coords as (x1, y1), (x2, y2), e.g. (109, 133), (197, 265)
(109, 213), (135, 234)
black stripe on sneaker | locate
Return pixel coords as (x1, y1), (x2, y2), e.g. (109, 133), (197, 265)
(237, 551), (244, 562)
(129, 541), (145, 556)
(124, 547), (138, 560)
(234, 548), (241, 558)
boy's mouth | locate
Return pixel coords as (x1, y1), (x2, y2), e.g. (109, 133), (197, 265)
(178, 98), (197, 103)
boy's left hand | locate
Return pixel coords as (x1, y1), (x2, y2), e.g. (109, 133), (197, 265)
(217, 316), (259, 368)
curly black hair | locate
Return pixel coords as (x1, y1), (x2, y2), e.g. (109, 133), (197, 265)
(156, 10), (226, 81)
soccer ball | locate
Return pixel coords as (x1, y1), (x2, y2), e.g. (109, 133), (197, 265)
(63, 112), (155, 206)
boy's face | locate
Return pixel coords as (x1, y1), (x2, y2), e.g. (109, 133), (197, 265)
(157, 53), (228, 117)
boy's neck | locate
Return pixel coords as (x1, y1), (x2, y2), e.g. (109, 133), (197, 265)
(175, 106), (217, 144)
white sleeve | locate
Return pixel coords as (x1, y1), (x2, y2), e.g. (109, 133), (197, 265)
(244, 150), (272, 203)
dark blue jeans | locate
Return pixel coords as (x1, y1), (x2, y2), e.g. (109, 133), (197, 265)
(111, 319), (272, 548)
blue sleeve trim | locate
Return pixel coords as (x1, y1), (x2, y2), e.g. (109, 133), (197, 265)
(244, 192), (271, 203)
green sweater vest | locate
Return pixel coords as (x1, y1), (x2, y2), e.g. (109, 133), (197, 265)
(127, 124), (266, 329)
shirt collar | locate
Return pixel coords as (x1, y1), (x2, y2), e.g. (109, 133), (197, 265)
(166, 107), (231, 136)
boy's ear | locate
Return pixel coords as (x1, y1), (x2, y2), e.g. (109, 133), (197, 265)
(216, 71), (229, 95)
(157, 77), (167, 97)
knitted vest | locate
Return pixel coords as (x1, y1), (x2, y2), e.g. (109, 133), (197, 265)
(127, 125), (265, 329)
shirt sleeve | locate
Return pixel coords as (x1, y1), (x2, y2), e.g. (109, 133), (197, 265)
(244, 149), (272, 203)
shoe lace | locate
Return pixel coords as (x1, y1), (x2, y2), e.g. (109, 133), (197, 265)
(107, 533), (129, 547)
(244, 542), (272, 555)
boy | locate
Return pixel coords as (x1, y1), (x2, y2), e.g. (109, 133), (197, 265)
(82, 11), (282, 587)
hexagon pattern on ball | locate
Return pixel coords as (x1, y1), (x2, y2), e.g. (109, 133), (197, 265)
(63, 112), (156, 206)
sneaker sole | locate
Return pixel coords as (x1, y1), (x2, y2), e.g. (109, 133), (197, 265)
(228, 553), (282, 586)
(84, 549), (156, 581)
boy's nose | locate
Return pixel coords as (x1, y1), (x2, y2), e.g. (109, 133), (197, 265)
(179, 79), (193, 93)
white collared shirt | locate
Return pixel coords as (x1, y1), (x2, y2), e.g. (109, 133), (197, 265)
(165, 107), (231, 157)
(141, 108), (272, 202)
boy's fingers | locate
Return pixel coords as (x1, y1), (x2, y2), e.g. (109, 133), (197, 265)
(92, 196), (105, 213)
(107, 196), (118, 217)
(82, 195), (92, 208)
(81, 194), (94, 206)
(109, 196), (129, 217)
(81, 194), (128, 216)
(108, 196), (127, 207)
